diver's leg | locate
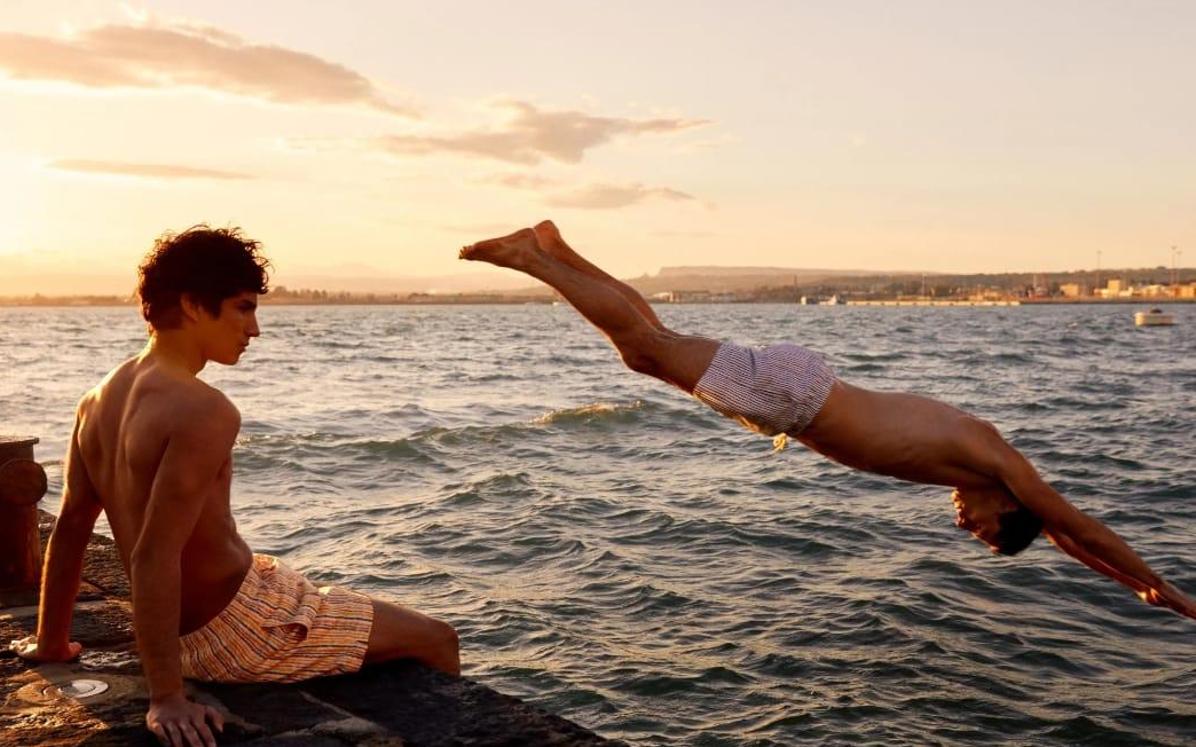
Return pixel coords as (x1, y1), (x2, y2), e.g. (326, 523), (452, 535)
(532, 220), (665, 331)
(461, 228), (717, 392)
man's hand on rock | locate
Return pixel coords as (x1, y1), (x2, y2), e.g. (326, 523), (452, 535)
(7, 635), (83, 662)
(146, 691), (224, 747)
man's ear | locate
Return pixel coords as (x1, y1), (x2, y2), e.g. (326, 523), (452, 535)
(178, 293), (207, 324)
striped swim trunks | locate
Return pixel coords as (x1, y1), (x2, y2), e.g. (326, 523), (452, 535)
(180, 554), (374, 683)
(693, 342), (836, 437)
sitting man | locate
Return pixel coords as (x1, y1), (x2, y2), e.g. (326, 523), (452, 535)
(10, 226), (460, 747)
(460, 221), (1196, 622)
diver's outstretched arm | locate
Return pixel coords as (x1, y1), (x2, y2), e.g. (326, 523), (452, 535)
(1000, 464), (1196, 620)
(805, 383), (1196, 621)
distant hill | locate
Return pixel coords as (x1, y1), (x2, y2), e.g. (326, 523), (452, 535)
(490, 267), (930, 298)
(657, 266), (894, 278)
(620, 267), (925, 295)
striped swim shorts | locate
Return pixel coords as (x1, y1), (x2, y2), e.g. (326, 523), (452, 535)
(180, 554), (374, 683)
(693, 342), (836, 437)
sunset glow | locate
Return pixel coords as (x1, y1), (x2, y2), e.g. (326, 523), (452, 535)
(2, 1), (1193, 293)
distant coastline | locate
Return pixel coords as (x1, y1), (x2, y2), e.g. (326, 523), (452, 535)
(2, 266), (1192, 308)
(4, 295), (1193, 309)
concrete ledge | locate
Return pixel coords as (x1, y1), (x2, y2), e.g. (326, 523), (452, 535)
(1, 512), (621, 746)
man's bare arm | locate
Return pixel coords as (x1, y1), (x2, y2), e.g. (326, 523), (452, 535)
(130, 397), (239, 703)
(1045, 527), (1196, 620)
(13, 409), (103, 662)
(1000, 460), (1196, 619)
(38, 412), (103, 649)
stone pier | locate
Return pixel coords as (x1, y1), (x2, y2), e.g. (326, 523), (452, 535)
(1, 513), (622, 746)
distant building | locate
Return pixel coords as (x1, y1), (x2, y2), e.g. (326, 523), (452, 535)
(1059, 282), (1085, 298)
(967, 289), (1008, 302)
(1096, 278), (1135, 299)
(1179, 283), (1196, 299)
(1028, 275), (1049, 297)
(669, 290), (716, 303)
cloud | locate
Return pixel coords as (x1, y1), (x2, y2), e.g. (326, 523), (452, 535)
(376, 100), (707, 164)
(545, 183), (696, 210)
(479, 168), (699, 210)
(0, 21), (412, 115)
(479, 172), (560, 190)
(50, 159), (252, 180)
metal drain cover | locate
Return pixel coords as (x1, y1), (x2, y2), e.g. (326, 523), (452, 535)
(55, 679), (109, 699)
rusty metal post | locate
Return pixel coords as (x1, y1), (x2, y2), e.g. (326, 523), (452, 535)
(0, 436), (48, 591)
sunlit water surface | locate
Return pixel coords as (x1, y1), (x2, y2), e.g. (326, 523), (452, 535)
(2, 304), (1193, 746)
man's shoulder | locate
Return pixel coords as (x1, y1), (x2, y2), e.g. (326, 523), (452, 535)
(79, 357), (138, 412)
(170, 385), (241, 436)
(130, 368), (241, 439)
(85, 358), (242, 445)
(93, 355), (139, 389)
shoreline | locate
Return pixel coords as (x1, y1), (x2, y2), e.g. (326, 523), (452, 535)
(1, 298), (1193, 308)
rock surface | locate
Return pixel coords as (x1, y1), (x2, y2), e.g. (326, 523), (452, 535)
(1, 513), (621, 746)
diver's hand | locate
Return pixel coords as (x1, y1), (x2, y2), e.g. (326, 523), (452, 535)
(7, 635), (82, 662)
(1140, 581), (1196, 621)
(146, 692), (224, 747)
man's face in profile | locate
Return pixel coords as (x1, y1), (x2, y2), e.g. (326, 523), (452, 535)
(197, 291), (260, 365)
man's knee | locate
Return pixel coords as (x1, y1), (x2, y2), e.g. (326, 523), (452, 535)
(411, 615), (459, 666)
(614, 328), (667, 376)
(368, 600), (458, 665)
(426, 618), (460, 675)
(619, 347), (659, 376)
(432, 618), (460, 657)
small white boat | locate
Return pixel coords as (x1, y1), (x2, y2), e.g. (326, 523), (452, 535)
(1134, 308), (1175, 327)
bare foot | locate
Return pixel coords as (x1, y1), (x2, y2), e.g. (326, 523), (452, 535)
(533, 220), (615, 280)
(459, 227), (542, 270)
(533, 219), (665, 330)
(531, 220), (578, 264)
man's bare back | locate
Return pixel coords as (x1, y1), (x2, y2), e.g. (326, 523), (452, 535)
(78, 355), (251, 634)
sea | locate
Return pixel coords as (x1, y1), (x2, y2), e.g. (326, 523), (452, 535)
(1, 303), (1193, 746)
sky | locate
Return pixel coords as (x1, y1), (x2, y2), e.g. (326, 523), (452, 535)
(1, 0), (1194, 292)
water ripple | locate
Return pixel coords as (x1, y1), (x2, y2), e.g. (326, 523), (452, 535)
(4, 303), (1194, 746)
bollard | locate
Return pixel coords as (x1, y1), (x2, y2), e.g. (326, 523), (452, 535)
(0, 436), (48, 591)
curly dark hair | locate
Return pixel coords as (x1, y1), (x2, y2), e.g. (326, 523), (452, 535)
(992, 504), (1043, 556)
(137, 225), (270, 330)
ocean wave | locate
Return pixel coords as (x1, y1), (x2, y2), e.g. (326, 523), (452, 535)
(10, 304), (1195, 747)
(532, 400), (647, 427)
